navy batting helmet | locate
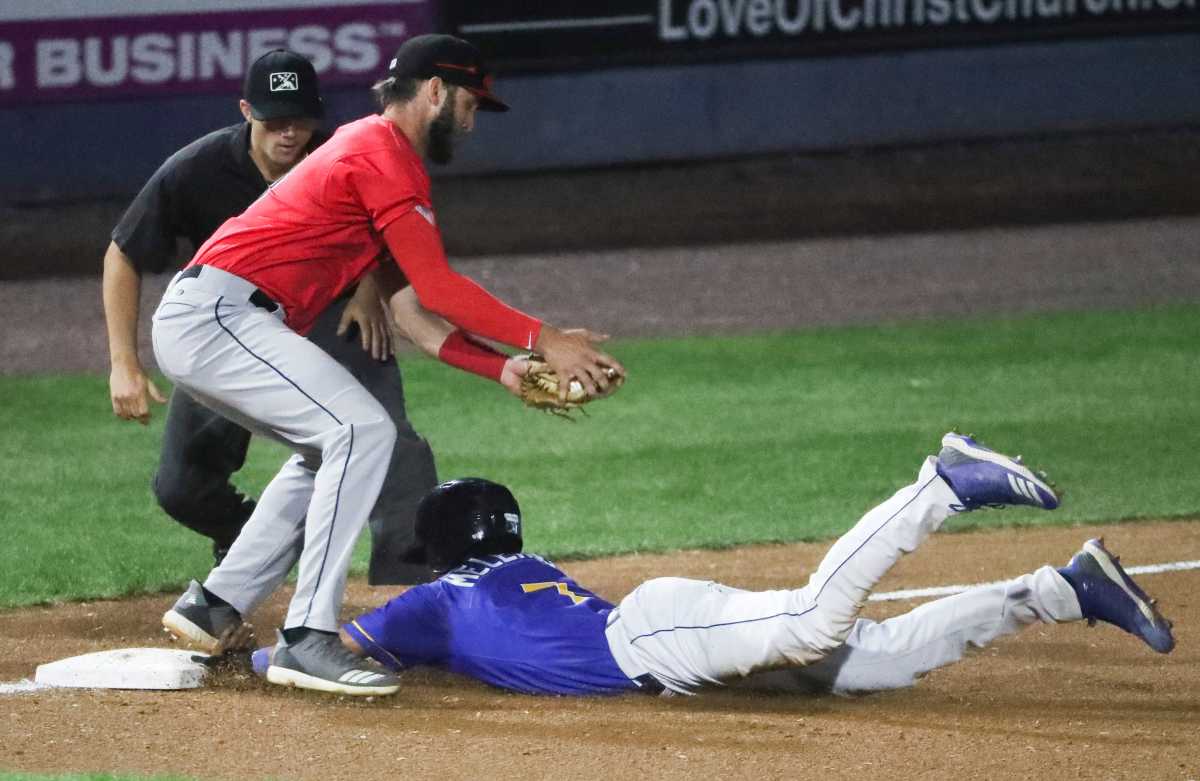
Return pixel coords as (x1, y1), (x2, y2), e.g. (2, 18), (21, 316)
(415, 478), (523, 573)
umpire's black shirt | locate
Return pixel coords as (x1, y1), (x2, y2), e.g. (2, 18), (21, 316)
(112, 122), (326, 274)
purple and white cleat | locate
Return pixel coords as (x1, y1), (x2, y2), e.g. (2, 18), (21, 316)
(935, 432), (1060, 511)
(1058, 538), (1175, 654)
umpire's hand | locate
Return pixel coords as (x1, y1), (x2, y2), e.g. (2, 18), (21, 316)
(110, 362), (167, 425)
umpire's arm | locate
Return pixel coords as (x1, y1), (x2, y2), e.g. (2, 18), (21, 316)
(103, 241), (166, 424)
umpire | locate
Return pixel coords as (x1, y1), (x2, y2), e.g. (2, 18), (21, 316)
(101, 49), (438, 584)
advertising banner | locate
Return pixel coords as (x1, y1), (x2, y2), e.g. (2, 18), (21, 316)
(445, 0), (1200, 71)
(0, 0), (434, 106)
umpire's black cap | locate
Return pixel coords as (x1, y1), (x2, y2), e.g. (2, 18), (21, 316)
(387, 34), (509, 112)
(243, 49), (325, 121)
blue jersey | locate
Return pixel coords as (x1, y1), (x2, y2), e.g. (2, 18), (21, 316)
(343, 553), (638, 696)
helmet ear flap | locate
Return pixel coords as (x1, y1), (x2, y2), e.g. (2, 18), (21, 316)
(415, 478), (522, 572)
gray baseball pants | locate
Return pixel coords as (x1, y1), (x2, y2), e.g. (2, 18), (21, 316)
(152, 285), (437, 584)
(152, 265), (394, 632)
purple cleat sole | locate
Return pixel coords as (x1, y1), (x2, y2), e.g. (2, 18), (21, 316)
(251, 646), (271, 678)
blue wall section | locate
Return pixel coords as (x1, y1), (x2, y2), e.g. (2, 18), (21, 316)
(447, 33), (1200, 173)
(0, 87), (377, 203)
(1, 32), (1197, 203)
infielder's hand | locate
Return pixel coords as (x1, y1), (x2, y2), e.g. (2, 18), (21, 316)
(534, 326), (625, 402)
(338, 295), (393, 361)
(499, 354), (531, 397)
(109, 363), (167, 425)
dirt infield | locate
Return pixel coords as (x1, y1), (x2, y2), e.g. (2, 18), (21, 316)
(2, 521), (1197, 780)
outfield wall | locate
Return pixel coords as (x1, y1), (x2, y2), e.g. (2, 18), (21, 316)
(447, 32), (1200, 175)
(0, 0), (1197, 205)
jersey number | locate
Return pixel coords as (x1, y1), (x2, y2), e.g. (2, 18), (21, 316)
(521, 581), (589, 605)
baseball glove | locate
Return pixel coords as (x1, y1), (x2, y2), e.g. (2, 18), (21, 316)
(519, 356), (624, 419)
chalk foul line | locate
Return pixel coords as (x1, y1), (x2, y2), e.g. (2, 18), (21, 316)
(0, 679), (49, 695)
(869, 559), (1200, 602)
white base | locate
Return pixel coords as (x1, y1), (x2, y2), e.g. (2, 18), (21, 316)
(34, 648), (211, 690)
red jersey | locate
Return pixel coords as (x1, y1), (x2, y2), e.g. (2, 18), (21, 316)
(191, 115), (541, 347)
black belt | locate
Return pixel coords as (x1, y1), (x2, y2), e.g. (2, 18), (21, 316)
(179, 265), (279, 313)
(632, 673), (666, 695)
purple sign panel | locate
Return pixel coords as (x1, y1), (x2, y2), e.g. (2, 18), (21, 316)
(0, 2), (433, 106)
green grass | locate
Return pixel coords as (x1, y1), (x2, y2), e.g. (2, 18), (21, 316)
(2, 305), (1198, 608)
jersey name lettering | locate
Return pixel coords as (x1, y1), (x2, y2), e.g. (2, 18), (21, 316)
(441, 552), (549, 588)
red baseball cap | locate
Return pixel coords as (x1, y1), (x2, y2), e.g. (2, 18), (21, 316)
(387, 34), (509, 113)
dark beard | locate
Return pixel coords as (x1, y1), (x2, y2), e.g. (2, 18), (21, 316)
(427, 97), (457, 165)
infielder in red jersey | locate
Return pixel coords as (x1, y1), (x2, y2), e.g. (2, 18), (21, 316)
(194, 112), (538, 346)
(153, 34), (624, 696)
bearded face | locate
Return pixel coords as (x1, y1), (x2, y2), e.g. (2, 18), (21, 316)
(426, 88), (460, 165)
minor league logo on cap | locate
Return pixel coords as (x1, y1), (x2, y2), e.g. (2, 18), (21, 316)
(269, 72), (299, 92)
